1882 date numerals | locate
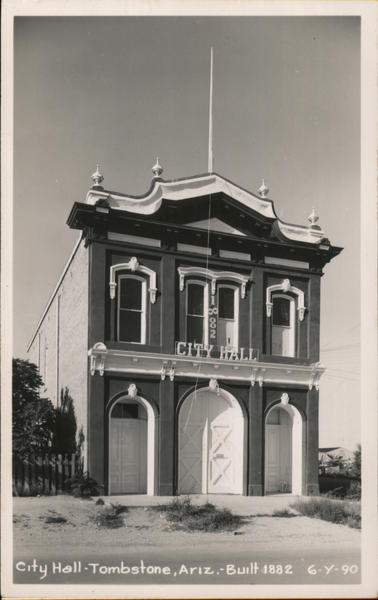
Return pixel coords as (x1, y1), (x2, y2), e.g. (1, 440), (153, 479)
(262, 564), (293, 575)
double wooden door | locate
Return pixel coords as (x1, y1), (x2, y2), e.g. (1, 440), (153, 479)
(179, 390), (243, 494)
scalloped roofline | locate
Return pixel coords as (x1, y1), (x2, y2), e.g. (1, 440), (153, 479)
(86, 172), (326, 245)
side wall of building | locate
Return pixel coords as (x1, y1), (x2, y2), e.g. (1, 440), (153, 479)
(27, 239), (89, 459)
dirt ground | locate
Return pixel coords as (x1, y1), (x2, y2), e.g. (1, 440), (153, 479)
(13, 494), (361, 553)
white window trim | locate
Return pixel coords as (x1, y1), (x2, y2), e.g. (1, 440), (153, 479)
(266, 278), (305, 321)
(217, 284), (239, 348)
(185, 280), (209, 346)
(271, 293), (295, 357)
(110, 257), (157, 303)
(178, 266), (250, 299)
(117, 274), (147, 344)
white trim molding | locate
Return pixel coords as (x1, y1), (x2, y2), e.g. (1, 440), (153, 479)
(266, 278), (306, 321)
(110, 257), (157, 303)
(178, 266), (250, 299)
(87, 345), (326, 390)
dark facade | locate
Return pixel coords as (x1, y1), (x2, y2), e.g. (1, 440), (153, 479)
(29, 169), (342, 497)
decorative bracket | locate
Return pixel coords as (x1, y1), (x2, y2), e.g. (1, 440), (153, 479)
(250, 367), (264, 387)
(169, 366), (175, 382)
(178, 266), (250, 299)
(88, 342), (108, 376)
(308, 362), (325, 390)
(250, 368), (259, 387)
(266, 278), (306, 321)
(161, 361), (175, 381)
(110, 258), (157, 303)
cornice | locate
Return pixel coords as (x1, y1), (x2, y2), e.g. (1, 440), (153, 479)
(88, 345), (325, 390)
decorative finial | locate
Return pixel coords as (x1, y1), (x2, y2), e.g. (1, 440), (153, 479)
(152, 157), (163, 178)
(258, 178), (269, 198)
(91, 163), (104, 187)
(308, 207), (319, 228)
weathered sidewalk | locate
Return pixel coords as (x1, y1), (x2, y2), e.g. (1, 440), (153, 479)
(104, 493), (300, 515)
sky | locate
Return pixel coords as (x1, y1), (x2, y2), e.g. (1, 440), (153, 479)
(13, 16), (360, 450)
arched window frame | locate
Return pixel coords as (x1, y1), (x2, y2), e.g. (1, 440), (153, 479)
(178, 266), (250, 299)
(270, 293), (296, 357)
(266, 278), (305, 321)
(185, 279), (209, 346)
(117, 273), (147, 344)
(179, 267), (250, 347)
(110, 257), (157, 303)
(217, 283), (239, 348)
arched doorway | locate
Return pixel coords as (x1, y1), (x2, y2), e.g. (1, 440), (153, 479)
(264, 400), (304, 495)
(178, 386), (245, 494)
(108, 394), (156, 495)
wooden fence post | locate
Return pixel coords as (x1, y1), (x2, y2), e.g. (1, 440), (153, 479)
(12, 452), (82, 496)
(50, 454), (56, 495)
(30, 454), (36, 494)
(57, 454), (63, 493)
(37, 455), (43, 493)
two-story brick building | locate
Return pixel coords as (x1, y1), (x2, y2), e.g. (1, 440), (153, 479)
(27, 162), (341, 497)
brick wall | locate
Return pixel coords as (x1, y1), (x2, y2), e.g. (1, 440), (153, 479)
(28, 239), (89, 461)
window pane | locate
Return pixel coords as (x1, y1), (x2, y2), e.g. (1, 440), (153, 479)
(187, 284), (204, 315)
(218, 319), (236, 347)
(119, 309), (141, 342)
(187, 315), (204, 344)
(111, 403), (139, 419)
(218, 287), (235, 319)
(273, 297), (291, 326)
(272, 326), (294, 357)
(120, 278), (142, 310)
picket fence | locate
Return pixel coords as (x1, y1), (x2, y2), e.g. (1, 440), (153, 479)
(13, 453), (82, 496)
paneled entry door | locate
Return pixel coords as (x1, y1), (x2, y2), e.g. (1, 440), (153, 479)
(110, 418), (147, 494)
(265, 424), (280, 493)
(265, 408), (292, 494)
(179, 389), (243, 494)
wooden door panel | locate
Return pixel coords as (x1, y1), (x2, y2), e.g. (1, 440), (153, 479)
(265, 425), (280, 492)
(110, 418), (147, 494)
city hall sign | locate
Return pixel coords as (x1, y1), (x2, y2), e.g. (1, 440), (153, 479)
(175, 342), (258, 361)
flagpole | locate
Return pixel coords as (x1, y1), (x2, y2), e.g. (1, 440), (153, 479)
(208, 47), (214, 174)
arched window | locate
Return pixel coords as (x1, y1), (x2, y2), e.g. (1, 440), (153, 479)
(271, 294), (295, 357)
(117, 274), (147, 343)
(186, 281), (209, 345)
(217, 284), (239, 348)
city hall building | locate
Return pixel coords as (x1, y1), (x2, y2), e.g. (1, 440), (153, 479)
(27, 162), (341, 497)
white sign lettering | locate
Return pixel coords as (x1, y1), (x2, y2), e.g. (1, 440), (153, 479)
(175, 342), (257, 361)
